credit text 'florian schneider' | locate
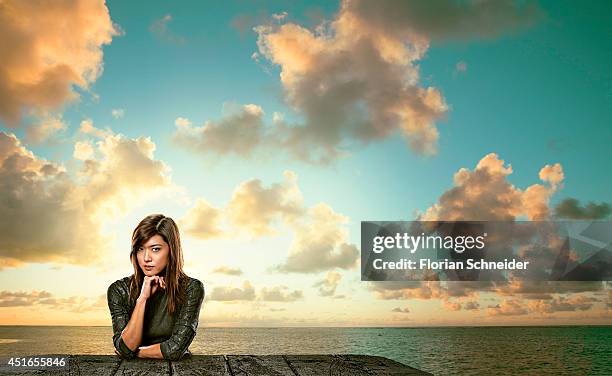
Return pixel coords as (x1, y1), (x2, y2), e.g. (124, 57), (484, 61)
(370, 232), (529, 271)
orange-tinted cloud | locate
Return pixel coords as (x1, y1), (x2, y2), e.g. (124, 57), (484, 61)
(226, 171), (304, 236)
(0, 0), (119, 125)
(275, 204), (359, 273)
(527, 295), (598, 314)
(208, 281), (303, 302)
(259, 286), (303, 302)
(313, 271), (343, 297)
(422, 153), (563, 221)
(487, 299), (528, 316)
(209, 281), (256, 302)
(181, 198), (223, 240)
(254, 6), (446, 163)
(0, 128), (173, 268)
(173, 104), (268, 157)
(24, 113), (67, 144)
(0, 290), (106, 313)
(212, 266), (244, 276)
(391, 307), (410, 314)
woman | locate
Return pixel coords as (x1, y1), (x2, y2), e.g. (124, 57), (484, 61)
(107, 214), (205, 360)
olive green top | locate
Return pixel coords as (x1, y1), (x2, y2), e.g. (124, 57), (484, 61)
(107, 276), (205, 360)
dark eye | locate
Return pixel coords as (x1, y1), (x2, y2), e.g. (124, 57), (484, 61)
(153, 248), (161, 252)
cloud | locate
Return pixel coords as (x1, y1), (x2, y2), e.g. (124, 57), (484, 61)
(0, 290), (52, 307)
(180, 198), (223, 240)
(0, 290), (106, 313)
(463, 301), (480, 311)
(230, 12), (270, 38)
(237, 1), (539, 164)
(259, 286), (303, 302)
(454, 61), (467, 75)
(422, 153), (564, 221)
(0, 131), (103, 267)
(0, 0), (119, 125)
(172, 105), (269, 158)
(443, 300), (462, 311)
(487, 299), (528, 316)
(212, 266), (244, 276)
(24, 113), (67, 145)
(74, 129), (173, 219)
(111, 108), (125, 119)
(369, 279), (606, 318)
(369, 281), (473, 301)
(539, 163), (564, 190)
(209, 281), (256, 302)
(150, 14), (186, 45)
(272, 12), (288, 23)
(226, 170), (303, 236)
(275, 204), (359, 273)
(554, 198), (611, 220)
(79, 118), (113, 139)
(391, 307), (410, 314)
(0, 127), (174, 268)
(254, 7), (447, 163)
(344, 0), (542, 41)
(494, 281), (606, 297)
(486, 294), (601, 317)
(73, 141), (95, 161)
(527, 295), (598, 314)
(442, 299), (480, 311)
(208, 282), (302, 302)
(313, 271), (343, 297)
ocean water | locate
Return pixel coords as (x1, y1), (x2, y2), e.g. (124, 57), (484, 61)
(0, 326), (609, 375)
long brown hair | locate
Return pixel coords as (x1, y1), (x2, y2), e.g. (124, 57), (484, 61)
(128, 214), (188, 315)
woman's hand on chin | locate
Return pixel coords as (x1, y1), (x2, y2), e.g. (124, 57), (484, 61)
(139, 275), (163, 300)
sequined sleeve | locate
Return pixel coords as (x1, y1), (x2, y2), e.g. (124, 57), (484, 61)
(107, 279), (137, 359)
(159, 278), (205, 360)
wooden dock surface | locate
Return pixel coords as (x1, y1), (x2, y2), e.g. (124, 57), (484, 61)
(1, 355), (432, 375)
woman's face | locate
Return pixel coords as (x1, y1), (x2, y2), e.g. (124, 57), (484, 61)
(137, 234), (170, 277)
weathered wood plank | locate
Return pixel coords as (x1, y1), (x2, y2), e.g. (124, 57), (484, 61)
(336, 355), (432, 375)
(112, 357), (170, 376)
(226, 355), (296, 376)
(171, 355), (229, 376)
(284, 354), (371, 376)
(68, 355), (121, 376)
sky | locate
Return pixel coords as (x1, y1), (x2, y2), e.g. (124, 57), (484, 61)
(0, 0), (610, 327)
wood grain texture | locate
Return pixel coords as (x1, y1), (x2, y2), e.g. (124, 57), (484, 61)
(171, 355), (230, 376)
(227, 355), (296, 376)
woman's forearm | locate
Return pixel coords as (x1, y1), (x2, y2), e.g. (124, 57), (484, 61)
(120, 297), (147, 351)
(137, 343), (163, 359)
